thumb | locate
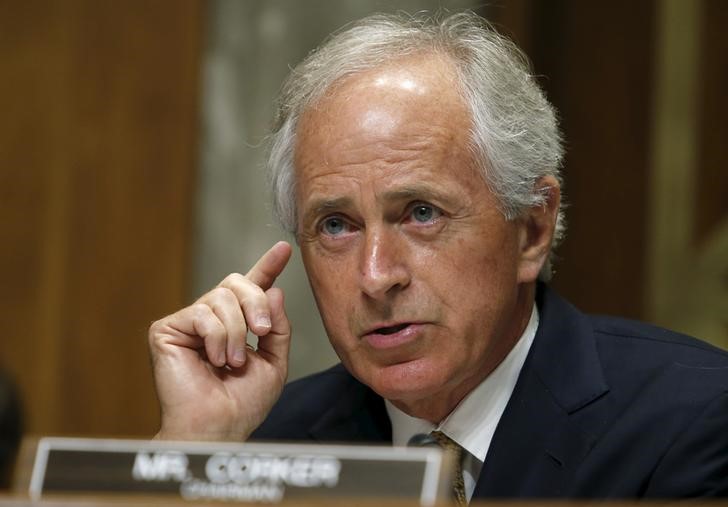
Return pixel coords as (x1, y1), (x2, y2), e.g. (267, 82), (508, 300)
(256, 287), (291, 371)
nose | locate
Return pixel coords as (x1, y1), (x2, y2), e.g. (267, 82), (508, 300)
(359, 227), (411, 300)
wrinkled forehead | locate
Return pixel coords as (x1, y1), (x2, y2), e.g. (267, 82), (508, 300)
(294, 53), (472, 159)
(326, 50), (461, 99)
(306, 49), (465, 109)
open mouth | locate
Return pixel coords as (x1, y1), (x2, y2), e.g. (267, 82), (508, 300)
(374, 323), (410, 335)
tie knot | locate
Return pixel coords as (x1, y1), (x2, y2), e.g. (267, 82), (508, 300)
(430, 430), (462, 455)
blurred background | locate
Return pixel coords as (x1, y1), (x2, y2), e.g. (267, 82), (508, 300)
(0, 0), (725, 457)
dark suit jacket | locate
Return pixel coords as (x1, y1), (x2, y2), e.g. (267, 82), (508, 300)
(252, 285), (728, 498)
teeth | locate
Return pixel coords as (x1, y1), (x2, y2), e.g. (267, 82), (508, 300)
(377, 323), (409, 335)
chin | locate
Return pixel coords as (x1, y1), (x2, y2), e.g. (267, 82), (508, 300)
(358, 357), (451, 403)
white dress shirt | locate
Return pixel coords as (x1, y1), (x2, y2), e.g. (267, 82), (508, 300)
(386, 305), (539, 502)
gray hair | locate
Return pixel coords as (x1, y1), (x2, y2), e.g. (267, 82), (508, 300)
(267, 11), (565, 281)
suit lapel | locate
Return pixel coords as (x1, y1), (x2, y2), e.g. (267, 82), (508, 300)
(474, 285), (610, 497)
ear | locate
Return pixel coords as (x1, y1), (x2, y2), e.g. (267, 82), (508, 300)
(517, 175), (561, 284)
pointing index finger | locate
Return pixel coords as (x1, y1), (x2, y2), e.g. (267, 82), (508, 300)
(246, 241), (293, 290)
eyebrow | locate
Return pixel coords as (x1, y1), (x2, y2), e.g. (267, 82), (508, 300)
(380, 184), (449, 202)
(302, 196), (354, 226)
(301, 183), (457, 225)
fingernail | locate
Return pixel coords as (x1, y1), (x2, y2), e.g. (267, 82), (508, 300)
(256, 315), (271, 329)
(233, 347), (246, 364)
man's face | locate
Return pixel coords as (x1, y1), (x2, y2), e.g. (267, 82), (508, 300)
(294, 55), (539, 421)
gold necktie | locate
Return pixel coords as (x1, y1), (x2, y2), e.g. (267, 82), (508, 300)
(430, 431), (467, 506)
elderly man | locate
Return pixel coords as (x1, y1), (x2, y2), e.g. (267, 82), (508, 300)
(149, 12), (728, 500)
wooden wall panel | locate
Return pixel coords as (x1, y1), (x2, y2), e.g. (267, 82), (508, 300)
(696, 0), (728, 245)
(539, 1), (656, 320)
(485, 1), (726, 346)
(486, 1), (656, 319)
(0, 0), (204, 436)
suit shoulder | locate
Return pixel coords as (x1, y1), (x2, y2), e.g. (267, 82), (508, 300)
(589, 314), (728, 367)
(587, 316), (728, 404)
(538, 284), (727, 366)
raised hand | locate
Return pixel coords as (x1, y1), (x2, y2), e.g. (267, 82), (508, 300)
(148, 241), (293, 441)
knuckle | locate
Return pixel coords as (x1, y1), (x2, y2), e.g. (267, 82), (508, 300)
(149, 318), (164, 334)
(190, 303), (215, 324)
(208, 286), (237, 306)
(149, 315), (175, 338)
(147, 315), (180, 352)
(240, 285), (267, 306)
(219, 272), (247, 289)
(148, 319), (165, 345)
(190, 302), (209, 316)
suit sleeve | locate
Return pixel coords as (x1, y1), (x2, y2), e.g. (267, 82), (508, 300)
(646, 391), (728, 497)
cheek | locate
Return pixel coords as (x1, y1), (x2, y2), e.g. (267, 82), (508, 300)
(308, 252), (354, 298)
(303, 253), (357, 332)
(467, 225), (520, 280)
(416, 229), (520, 335)
(415, 232), (510, 295)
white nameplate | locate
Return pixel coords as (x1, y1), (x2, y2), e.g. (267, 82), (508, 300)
(28, 437), (452, 505)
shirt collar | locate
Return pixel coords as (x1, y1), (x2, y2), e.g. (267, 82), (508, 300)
(386, 304), (539, 462)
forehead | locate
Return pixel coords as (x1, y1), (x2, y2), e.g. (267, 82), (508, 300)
(293, 54), (479, 194)
(297, 53), (468, 142)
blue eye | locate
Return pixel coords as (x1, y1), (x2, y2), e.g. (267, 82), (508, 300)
(411, 204), (440, 223)
(322, 216), (346, 235)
